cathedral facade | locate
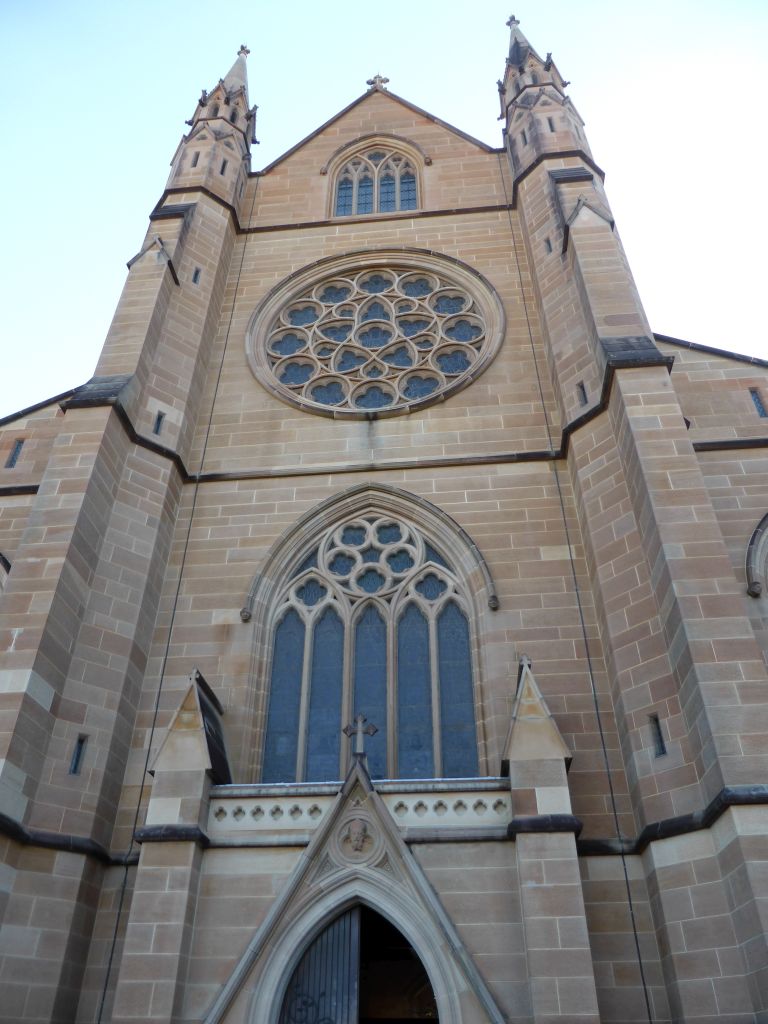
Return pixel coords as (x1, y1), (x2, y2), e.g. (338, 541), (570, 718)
(1, 20), (768, 1024)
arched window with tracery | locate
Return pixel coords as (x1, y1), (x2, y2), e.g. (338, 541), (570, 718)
(334, 149), (418, 217)
(261, 511), (478, 783)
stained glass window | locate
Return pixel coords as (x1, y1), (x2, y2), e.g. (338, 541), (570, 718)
(260, 514), (479, 782)
(333, 148), (419, 215)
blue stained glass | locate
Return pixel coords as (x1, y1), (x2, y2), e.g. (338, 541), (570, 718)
(297, 579), (327, 606)
(424, 543), (448, 568)
(320, 323), (353, 342)
(403, 375), (439, 400)
(367, 151), (386, 164)
(317, 347), (333, 358)
(361, 546), (380, 564)
(339, 306), (354, 317)
(400, 172), (417, 210)
(358, 569), (385, 592)
(445, 319), (482, 342)
(306, 608), (344, 780)
(437, 350), (471, 374)
(382, 346), (413, 368)
(402, 278), (432, 297)
(353, 606), (388, 778)
(288, 306), (318, 327)
(377, 523), (401, 544)
(319, 285), (351, 303)
(416, 573), (447, 600)
(293, 550), (318, 577)
(438, 602), (478, 777)
(311, 381), (345, 406)
(397, 605), (434, 778)
(271, 332), (305, 356)
(398, 301), (416, 313)
(365, 366), (384, 379)
(280, 362), (313, 386)
(355, 386), (393, 409)
(357, 175), (374, 214)
(336, 351), (366, 373)
(433, 295), (466, 315)
(380, 173), (396, 213)
(335, 178), (353, 216)
(262, 609), (304, 782)
(360, 274), (391, 294)
(415, 338), (433, 349)
(358, 326), (392, 349)
(398, 318), (430, 337)
(387, 549), (414, 573)
(329, 553), (355, 576)
(361, 301), (390, 322)
(341, 526), (366, 546)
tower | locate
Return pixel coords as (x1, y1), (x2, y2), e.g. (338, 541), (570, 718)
(1, 20), (768, 1024)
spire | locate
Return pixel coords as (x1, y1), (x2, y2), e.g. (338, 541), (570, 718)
(223, 44), (250, 105)
(506, 14), (538, 67)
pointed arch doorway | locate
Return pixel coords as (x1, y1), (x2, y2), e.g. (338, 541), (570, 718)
(278, 906), (439, 1023)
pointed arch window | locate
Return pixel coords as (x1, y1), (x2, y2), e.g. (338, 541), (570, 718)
(261, 513), (478, 783)
(334, 149), (419, 216)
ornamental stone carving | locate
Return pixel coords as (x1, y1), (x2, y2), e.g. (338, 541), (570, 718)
(247, 249), (505, 418)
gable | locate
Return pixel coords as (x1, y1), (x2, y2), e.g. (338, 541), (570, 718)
(249, 89), (505, 228)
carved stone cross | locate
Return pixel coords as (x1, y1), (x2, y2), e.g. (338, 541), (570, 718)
(366, 73), (390, 90)
(506, 14), (520, 27)
(238, 44), (250, 57)
(343, 713), (378, 756)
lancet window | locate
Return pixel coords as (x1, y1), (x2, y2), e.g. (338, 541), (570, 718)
(261, 513), (478, 783)
(334, 149), (418, 216)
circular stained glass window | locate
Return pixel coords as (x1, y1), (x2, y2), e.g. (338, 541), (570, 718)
(247, 250), (505, 418)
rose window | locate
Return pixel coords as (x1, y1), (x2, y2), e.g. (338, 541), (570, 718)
(247, 253), (504, 418)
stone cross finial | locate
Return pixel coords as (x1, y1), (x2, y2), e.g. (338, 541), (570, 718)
(343, 714), (378, 756)
(366, 73), (390, 90)
(238, 44), (250, 57)
(506, 14), (520, 27)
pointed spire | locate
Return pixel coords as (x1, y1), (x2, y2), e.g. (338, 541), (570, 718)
(223, 44), (250, 103)
(507, 14), (536, 67)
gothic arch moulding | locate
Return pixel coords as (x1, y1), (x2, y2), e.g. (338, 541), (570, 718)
(240, 483), (499, 782)
(245, 247), (506, 419)
(322, 134), (430, 218)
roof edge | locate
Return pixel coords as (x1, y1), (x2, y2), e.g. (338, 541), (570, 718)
(258, 88), (497, 175)
(654, 332), (768, 369)
(0, 387), (78, 428)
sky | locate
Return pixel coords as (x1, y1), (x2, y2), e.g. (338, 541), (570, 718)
(1, 0), (766, 419)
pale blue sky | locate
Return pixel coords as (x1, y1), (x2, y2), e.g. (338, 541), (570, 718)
(2, 0), (766, 418)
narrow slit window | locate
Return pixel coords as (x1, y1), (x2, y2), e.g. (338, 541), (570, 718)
(152, 411), (165, 436)
(230, 109), (238, 123)
(544, 237), (553, 254)
(5, 439), (24, 469)
(70, 735), (88, 775)
(219, 159), (228, 175)
(191, 151), (200, 168)
(192, 267), (202, 285)
(521, 129), (528, 146)
(577, 381), (588, 406)
(547, 116), (556, 132)
(211, 104), (219, 117)
(750, 388), (767, 418)
(649, 714), (667, 757)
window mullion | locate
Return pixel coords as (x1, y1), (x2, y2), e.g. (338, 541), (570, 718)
(340, 604), (354, 778)
(387, 608), (397, 778)
(428, 608), (442, 777)
(295, 608), (314, 781)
